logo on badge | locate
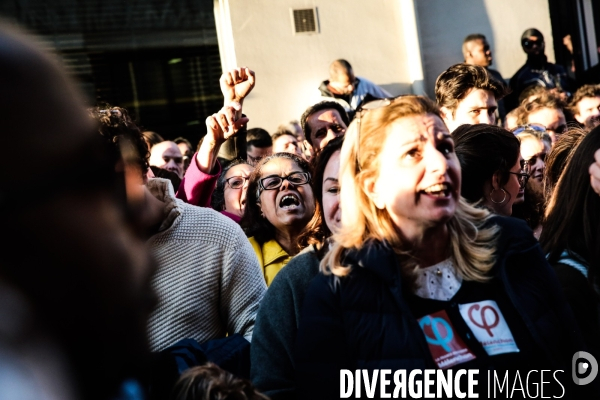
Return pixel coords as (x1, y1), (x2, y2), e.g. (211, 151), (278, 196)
(572, 351), (598, 385)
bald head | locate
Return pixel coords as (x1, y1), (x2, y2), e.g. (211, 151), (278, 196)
(150, 141), (184, 178)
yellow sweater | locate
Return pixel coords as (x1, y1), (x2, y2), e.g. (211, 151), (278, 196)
(248, 237), (292, 286)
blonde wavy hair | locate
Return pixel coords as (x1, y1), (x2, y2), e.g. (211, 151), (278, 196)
(322, 96), (498, 288)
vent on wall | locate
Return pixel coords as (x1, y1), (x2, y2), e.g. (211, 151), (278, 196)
(292, 8), (319, 34)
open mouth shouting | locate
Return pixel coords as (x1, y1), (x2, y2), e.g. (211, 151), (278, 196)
(279, 193), (302, 210)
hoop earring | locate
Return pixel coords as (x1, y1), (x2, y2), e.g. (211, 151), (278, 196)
(490, 188), (508, 204)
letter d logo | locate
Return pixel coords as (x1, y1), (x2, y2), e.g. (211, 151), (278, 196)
(572, 351), (598, 385)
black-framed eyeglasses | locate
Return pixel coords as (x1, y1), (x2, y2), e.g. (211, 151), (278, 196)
(225, 176), (250, 190)
(257, 171), (311, 194)
(508, 171), (530, 189)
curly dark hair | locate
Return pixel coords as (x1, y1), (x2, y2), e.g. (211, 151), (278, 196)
(568, 84), (600, 116)
(89, 105), (150, 178)
(435, 63), (509, 115)
(211, 158), (252, 211)
(169, 362), (268, 400)
(516, 91), (566, 125)
(452, 123), (521, 204)
(241, 152), (313, 245)
(300, 101), (350, 145)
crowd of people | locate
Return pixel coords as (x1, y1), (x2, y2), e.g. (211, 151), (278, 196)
(3, 20), (600, 400)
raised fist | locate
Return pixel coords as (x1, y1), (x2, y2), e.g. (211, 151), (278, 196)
(220, 67), (256, 105)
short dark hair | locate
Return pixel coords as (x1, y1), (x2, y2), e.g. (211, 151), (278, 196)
(435, 63), (508, 115)
(211, 158), (252, 211)
(452, 124), (521, 204)
(246, 128), (272, 149)
(241, 152), (312, 244)
(568, 84), (600, 116)
(463, 33), (486, 44)
(300, 101), (350, 145)
(462, 34), (487, 59)
(173, 137), (193, 150)
(142, 131), (164, 149)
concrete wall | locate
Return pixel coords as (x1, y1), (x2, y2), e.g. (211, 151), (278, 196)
(216, 0), (555, 130)
(415, 0), (555, 97)
(215, 0), (413, 132)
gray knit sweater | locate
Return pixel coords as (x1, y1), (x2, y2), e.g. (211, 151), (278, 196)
(146, 179), (266, 351)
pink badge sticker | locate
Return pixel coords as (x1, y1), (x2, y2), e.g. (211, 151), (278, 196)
(418, 310), (477, 369)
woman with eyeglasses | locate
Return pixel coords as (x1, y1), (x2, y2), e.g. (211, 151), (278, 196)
(250, 138), (343, 399)
(294, 96), (591, 399)
(210, 159), (254, 223)
(452, 124), (527, 216)
(540, 125), (600, 360)
(241, 153), (316, 285)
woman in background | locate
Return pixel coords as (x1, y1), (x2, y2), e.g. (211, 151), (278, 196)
(250, 137), (343, 399)
(540, 125), (600, 359)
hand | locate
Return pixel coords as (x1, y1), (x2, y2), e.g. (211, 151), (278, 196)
(590, 149), (600, 196)
(220, 67), (255, 105)
(205, 102), (249, 145)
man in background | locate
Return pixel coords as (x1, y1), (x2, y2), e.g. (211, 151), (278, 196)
(435, 63), (508, 132)
(568, 84), (600, 130)
(506, 28), (575, 111)
(246, 128), (272, 166)
(318, 59), (390, 111)
(150, 140), (185, 179)
(463, 33), (505, 122)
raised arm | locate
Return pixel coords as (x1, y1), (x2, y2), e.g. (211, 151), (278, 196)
(176, 67), (255, 205)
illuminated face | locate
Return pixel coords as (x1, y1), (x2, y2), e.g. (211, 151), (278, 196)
(223, 163), (254, 217)
(526, 107), (566, 143)
(467, 39), (492, 67)
(307, 109), (347, 151)
(257, 157), (315, 234)
(520, 137), (548, 185)
(443, 88), (497, 132)
(149, 141), (184, 178)
(322, 150), (341, 233)
(367, 114), (461, 236)
(272, 134), (303, 158)
(574, 96), (600, 129)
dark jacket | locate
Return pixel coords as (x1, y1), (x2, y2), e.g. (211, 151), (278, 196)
(551, 251), (600, 361)
(250, 246), (321, 399)
(506, 55), (575, 111)
(295, 217), (595, 399)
